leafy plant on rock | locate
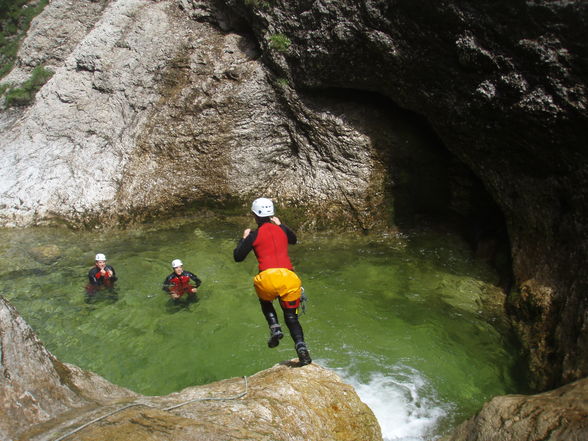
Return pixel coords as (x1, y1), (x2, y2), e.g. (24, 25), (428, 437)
(276, 77), (289, 87)
(3, 65), (53, 108)
(269, 33), (291, 52)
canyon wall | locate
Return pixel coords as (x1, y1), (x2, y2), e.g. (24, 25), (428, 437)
(0, 0), (395, 231)
(212, 0), (588, 390)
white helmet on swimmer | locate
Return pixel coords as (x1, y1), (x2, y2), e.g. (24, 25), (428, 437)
(172, 259), (183, 268)
(251, 197), (274, 217)
(95, 253), (106, 261)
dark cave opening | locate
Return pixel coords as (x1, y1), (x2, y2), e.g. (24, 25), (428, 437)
(302, 86), (513, 290)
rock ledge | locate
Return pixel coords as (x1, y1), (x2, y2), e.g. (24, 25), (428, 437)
(0, 296), (382, 441)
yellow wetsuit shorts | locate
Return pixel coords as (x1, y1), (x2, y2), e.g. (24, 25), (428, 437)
(253, 268), (302, 303)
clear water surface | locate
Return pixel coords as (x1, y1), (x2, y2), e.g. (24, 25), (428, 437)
(0, 215), (525, 440)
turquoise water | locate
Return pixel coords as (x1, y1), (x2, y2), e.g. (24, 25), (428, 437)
(0, 216), (524, 440)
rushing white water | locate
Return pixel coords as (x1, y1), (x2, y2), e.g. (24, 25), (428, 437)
(333, 364), (449, 441)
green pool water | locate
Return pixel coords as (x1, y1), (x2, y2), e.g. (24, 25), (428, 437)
(0, 216), (525, 440)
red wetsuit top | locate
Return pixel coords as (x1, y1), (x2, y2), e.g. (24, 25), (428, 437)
(88, 265), (117, 286)
(162, 271), (202, 296)
(233, 220), (297, 271)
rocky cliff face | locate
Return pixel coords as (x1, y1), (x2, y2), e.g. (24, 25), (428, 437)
(212, 0), (588, 390)
(0, 0), (401, 231)
(1, 0), (586, 393)
(0, 296), (382, 441)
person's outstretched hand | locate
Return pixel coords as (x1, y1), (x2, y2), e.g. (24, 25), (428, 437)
(243, 228), (251, 239)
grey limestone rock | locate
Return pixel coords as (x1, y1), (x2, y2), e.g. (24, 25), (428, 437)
(0, 0), (394, 230)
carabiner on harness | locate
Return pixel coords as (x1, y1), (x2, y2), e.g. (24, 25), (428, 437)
(300, 287), (308, 314)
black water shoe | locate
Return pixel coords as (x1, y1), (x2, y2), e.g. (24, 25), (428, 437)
(295, 342), (312, 366)
(267, 325), (284, 348)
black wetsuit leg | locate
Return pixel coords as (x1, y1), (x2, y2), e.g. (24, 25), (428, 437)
(259, 299), (280, 328)
(281, 305), (311, 364)
(260, 299), (285, 347)
(281, 304), (304, 345)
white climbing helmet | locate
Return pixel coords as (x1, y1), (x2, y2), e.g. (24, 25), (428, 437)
(251, 197), (274, 217)
(172, 259), (183, 268)
(95, 253), (106, 261)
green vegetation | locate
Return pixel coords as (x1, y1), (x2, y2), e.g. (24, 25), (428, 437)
(3, 65), (53, 107)
(268, 33), (291, 52)
(276, 77), (289, 87)
(0, 0), (49, 79)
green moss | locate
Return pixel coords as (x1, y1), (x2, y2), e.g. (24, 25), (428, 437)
(268, 33), (291, 52)
(0, 0), (49, 79)
(276, 77), (289, 87)
(3, 65), (53, 108)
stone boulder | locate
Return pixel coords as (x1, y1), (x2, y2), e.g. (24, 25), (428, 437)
(443, 377), (588, 441)
(27, 244), (62, 264)
(0, 296), (382, 441)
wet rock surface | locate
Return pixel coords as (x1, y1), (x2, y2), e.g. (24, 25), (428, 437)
(0, 296), (382, 441)
(442, 377), (588, 441)
(0, 296), (138, 441)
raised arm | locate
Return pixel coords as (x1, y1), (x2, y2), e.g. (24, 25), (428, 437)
(233, 229), (257, 262)
(280, 224), (297, 244)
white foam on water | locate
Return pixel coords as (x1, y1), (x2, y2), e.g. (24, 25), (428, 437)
(332, 364), (449, 441)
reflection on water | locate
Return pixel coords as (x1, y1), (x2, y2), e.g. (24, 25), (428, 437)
(0, 217), (525, 440)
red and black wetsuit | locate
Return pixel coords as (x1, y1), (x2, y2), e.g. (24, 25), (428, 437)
(88, 265), (117, 286)
(162, 271), (202, 298)
(233, 218), (305, 347)
(233, 221), (297, 269)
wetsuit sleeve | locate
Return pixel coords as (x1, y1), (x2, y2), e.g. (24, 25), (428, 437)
(233, 230), (258, 262)
(162, 274), (173, 292)
(280, 224), (297, 244)
(88, 268), (99, 285)
(107, 265), (118, 282)
(186, 271), (202, 287)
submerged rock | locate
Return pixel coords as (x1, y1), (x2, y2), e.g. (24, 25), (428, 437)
(0, 296), (382, 441)
(28, 244), (62, 264)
